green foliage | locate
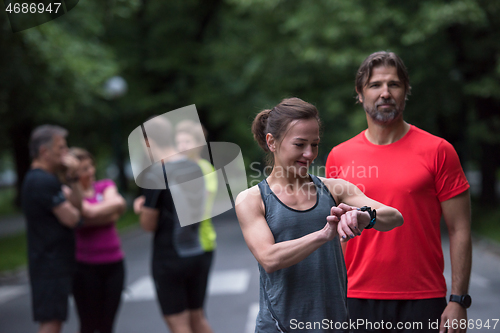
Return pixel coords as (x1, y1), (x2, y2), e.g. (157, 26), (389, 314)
(0, 187), (19, 216)
(2, 0), (500, 205)
(209, 0), (500, 180)
(1, 1), (117, 120)
(115, 209), (139, 230)
(472, 202), (500, 243)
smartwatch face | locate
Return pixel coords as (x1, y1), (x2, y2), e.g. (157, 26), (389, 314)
(462, 295), (472, 308)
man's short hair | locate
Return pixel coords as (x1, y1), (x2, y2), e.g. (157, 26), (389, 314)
(143, 114), (175, 149)
(355, 51), (412, 103)
(29, 125), (68, 159)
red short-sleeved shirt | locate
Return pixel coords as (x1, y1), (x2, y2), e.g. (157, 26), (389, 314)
(326, 125), (469, 299)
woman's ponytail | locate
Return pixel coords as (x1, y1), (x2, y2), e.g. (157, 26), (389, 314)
(251, 109), (272, 152)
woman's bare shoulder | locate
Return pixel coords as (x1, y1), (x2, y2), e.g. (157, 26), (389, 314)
(317, 176), (349, 187)
(235, 184), (263, 209)
(316, 177), (351, 203)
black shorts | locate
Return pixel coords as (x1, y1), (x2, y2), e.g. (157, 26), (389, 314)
(152, 251), (213, 315)
(30, 276), (72, 322)
(348, 298), (447, 332)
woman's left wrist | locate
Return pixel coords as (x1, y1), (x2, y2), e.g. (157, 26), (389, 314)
(362, 207), (377, 229)
(361, 211), (371, 226)
(357, 206), (376, 229)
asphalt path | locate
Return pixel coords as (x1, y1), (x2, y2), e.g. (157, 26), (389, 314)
(0, 210), (260, 333)
(0, 211), (499, 332)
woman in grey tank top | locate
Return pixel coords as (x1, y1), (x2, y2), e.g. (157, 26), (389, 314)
(235, 98), (403, 332)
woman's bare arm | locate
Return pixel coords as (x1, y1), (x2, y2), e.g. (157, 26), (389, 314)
(236, 186), (339, 273)
(81, 185), (126, 226)
(322, 178), (403, 241)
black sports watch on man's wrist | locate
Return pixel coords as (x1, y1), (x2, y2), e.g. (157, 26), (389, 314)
(449, 294), (472, 309)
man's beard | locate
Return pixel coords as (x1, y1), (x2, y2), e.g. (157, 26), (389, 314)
(363, 98), (405, 124)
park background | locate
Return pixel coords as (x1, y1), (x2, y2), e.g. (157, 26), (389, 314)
(1, 0), (500, 272)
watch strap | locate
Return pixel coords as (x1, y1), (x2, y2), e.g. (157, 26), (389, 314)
(449, 294), (471, 309)
(359, 206), (376, 229)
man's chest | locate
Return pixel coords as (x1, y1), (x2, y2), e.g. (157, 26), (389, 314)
(333, 154), (436, 199)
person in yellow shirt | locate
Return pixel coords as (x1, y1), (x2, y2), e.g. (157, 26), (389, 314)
(175, 120), (217, 253)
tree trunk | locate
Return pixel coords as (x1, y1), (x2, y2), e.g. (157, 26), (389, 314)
(479, 141), (498, 206)
(9, 121), (34, 208)
(475, 97), (500, 206)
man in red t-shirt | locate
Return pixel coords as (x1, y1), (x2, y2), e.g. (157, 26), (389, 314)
(326, 51), (472, 333)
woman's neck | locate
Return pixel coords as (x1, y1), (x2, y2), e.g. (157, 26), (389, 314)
(267, 166), (311, 188)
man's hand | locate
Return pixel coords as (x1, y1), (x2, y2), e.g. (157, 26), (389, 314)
(62, 153), (80, 179)
(440, 302), (467, 333)
(133, 196), (145, 215)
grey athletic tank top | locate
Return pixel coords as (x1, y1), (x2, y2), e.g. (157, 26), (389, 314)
(255, 175), (349, 333)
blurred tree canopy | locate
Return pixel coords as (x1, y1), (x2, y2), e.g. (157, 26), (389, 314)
(1, 0), (499, 205)
(0, 0), (120, 202)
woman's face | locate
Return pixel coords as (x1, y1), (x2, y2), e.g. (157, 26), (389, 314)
(175, 132), (200, 159)
(78, 158), (95, 186)
(270, 118), (320, 178)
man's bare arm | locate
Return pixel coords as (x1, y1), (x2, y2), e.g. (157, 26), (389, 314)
(439, 189), (472, 333)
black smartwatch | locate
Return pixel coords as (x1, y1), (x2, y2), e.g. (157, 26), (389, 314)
(359, 206), (376, 229)
(449, 294), (472, 309)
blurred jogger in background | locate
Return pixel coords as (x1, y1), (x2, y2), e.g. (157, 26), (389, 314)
(70, 147), (126, 333)
(22, 125), (84, 333)
(134, 115), (213, 333)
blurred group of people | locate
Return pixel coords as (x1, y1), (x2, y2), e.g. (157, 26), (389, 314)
(21, 120), (216, 333)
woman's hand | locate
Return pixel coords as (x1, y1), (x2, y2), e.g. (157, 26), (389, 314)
(81, 186), (126, 226)
(323, 178), (403, 233)
(327, 203), (371, 242)
(321, 218), (339, 242)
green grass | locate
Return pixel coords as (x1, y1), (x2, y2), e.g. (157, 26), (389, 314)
(116, 209), (140, 231)
(0, 209), (139, 273)
(0, 232), (27, 272)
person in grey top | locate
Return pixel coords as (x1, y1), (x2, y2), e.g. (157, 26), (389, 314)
(235, 97), (404, 332)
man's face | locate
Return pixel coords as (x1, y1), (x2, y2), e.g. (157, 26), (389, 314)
(357, 65), (406, 124)
(45, 135), (68, 168)
(175, 132), (200, 160)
